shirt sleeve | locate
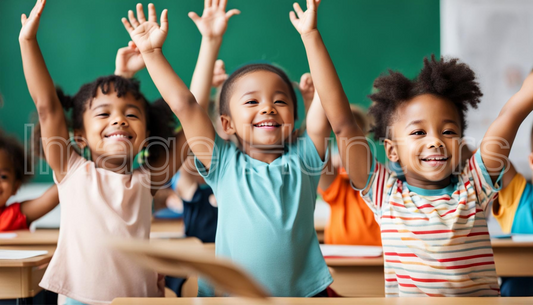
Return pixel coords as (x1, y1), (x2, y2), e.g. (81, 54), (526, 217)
(53, 151), (86, 185)
(358, 161), (390, 215)
(0, 203), (28, 231)
(194, 133), (233, 186)
(463, 149), (504, 211)
(295, 132), (329, 177)
(492, 173), (526, 233)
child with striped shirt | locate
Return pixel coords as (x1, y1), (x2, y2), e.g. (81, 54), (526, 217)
(314, 37), (533, 296)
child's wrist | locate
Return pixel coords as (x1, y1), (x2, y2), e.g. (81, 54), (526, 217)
(115, 70), (135, 79)
(301, 29), (320, 40)
(201, 36), (223, 46)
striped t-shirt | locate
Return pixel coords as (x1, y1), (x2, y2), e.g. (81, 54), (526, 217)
(360, 150), (501, 297)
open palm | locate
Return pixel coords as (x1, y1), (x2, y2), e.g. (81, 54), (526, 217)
(290, 0), (321, 35)
(19, 0), (46, 41)
(122, 3), (168, 53)
(189, 0), (240, 38)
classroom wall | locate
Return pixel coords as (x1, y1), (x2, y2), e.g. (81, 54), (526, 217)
(0, 0), (440, 182)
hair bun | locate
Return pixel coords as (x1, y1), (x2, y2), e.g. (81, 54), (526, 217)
(56, 87), (74, 110)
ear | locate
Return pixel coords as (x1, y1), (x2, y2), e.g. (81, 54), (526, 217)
(528, 152), (533, 172)
(73, 128), (87, 149)
(384, 138), (399, 163)
(220, 115), (236, 135)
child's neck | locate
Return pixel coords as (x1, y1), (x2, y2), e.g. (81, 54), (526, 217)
(240, 140), (284, 164)
(93, 156), (134, 175)
(404, 175), (452, 190)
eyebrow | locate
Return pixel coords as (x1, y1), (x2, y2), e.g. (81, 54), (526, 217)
(91, 103), (143, 112)
(240, 91), (289, 99)
(405, 119), (459, 130)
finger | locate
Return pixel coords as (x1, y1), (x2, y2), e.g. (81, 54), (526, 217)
(215, 59), (225, 71)
(205, 0), (212, 9)
(128, 10), (140, 28)
(21, 14), (27, 25)
(225, 9), (240, 20)
(307, 0), (316, 11)
(316, 0), (322, 8)
(293, 3), (304, 19)
(129, 41), (138, 50)
(299, 73), (310, 88)
(122, 17), (135, 33)
(219, 0), (227, 9)
(212, 0), (220, 9)
(160, 9), (169, 33)
(188, 12), (201, 23)
(36, 0), (46, 17)
(289, 11), (298, 27)
(148, 3), (157, 23)
(136, 3), (146, 23)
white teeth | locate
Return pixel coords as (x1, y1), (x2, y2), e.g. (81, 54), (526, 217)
(108, 134), (128, 138)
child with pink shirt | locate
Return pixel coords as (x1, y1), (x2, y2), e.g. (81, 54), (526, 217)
(19, 1), (188, 304)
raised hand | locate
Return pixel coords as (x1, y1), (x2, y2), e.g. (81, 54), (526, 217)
(115, 41), (145, 78)
(299, 73), (315, 111)
(289, 0), (321, 35)
(19, 0), (46, 41)
(122, 3), (168, 54)
(189, 0), (240, 38)
(212, 59), (228, 88)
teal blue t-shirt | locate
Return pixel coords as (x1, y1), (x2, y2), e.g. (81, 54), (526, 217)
(512, 182), (533, 233)
(195, 132), (332, 297)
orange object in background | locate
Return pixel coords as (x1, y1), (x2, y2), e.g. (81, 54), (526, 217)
(319, 169), (381, 246)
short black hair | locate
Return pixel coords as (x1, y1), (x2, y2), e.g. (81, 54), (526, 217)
(368, 55), (483, 140)
(0, 131), (32, 184)
(218, 64), (298, 120)
(54, 75), (176, 162)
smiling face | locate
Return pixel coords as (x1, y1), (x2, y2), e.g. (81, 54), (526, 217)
(221, 70), (295, 155)
(76, 86), (148, 169)
(0, 149), (20, 208)
(384, 94), (463, 189)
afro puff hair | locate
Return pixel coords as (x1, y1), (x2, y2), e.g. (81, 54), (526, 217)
(368, 55), (483, 140)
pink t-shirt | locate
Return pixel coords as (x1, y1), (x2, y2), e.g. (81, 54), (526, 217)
(40, 152), (162, 304)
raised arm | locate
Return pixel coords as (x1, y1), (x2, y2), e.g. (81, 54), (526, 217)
(20, 185), (59, 224)
(290, 0), (372, 189)
(114, 41), (145, 78)
(19, 0), (71, 182)
(180, 0), (239, 189)
(480, 71), (533, 183)
(123, 3), (216, 169)
(304, 75), (331, 159)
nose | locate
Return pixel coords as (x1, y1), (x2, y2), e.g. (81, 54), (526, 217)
(427, 137), (444, 149)
(260, 103), (277, 115)
(112, 114), (128, 127)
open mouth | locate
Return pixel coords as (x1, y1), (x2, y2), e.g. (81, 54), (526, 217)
(104, 132), (133, 140)
(253, 122), (281, 128)
(420, 156), (449, 166)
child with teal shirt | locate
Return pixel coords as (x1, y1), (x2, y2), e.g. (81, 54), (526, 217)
(122, 0), (333, 297)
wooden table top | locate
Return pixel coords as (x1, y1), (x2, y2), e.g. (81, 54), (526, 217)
(0, 229), (59, 246)
(111, 297), (533, 305)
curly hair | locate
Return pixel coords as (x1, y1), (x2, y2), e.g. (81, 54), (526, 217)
(219, 64), (298, 121)
(368, 55), (483, 140)
(48, 75), (176, 162)
(0, 130), (32, 184)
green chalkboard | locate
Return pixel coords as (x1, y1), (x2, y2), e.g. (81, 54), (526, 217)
(0, 0), (439, 182)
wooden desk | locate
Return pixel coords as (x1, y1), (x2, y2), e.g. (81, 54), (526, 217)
(0, 229), (59, 246)
(111, 297), (533, 305)
(491, 240), (533, 277)
(0, 245), (55, 299)
(325, 256), (384, 297)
